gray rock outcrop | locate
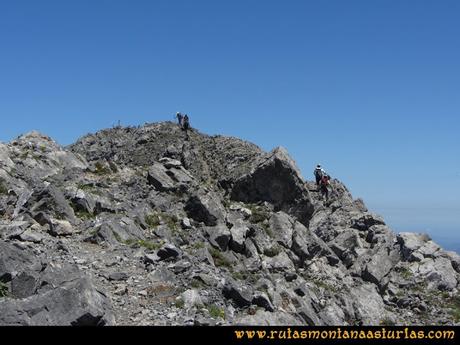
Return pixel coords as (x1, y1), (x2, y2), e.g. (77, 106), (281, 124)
(0, 122), (456, 326)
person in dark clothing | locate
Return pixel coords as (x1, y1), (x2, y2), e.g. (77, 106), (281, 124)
(319, 174), (331, 200)
(176, 112), (184, 128)
(314, 164), (325, 186)
(182, 114), (190, 131)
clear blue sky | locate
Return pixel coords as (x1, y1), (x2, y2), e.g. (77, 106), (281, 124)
(1, 1), (459, 248)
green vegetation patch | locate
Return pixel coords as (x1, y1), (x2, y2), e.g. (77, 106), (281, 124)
(94, 162), (112, 175)
(209, 247), (232, 268)
(231, 271), (247, 281)
(379, 317), (396, 326)
(112, 231), (122, 243)
(248, 205), (270, 224)
(145, 212), (179, 231)
(70, 201), (95, 220)
(145, 213), (161, 228)
(190, 278), (204, 289)
(246, 204), (273, 236)
(397, 266), (414, 279)
(75, 210), (95, 220)
(208, 304), (225, 319)
(0, 180), (8, 195)
(77, 183), (104, 196)
(124, 238), (164, 251)
(261, 222), (273, 237)
(447, 294), (460, 322)
(175, 298), (185, 309)
(263, 244), (281, 258)
(0, 282), (9, 298)
(191, 242), (205, 250)
(164, 214), (179, 231)
(310, 277), (339, 293)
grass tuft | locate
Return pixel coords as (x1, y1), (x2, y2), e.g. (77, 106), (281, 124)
(208, 304), (225, 319)
(0, 282), (9, 298)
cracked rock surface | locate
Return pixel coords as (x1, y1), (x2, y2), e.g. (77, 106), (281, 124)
(0, 123), (458, 325)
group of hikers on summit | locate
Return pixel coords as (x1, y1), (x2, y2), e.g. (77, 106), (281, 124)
(174, 112), (332, 201)
(176, 112), (190, 131)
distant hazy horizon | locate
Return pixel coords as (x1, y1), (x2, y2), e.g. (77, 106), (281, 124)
(367, 205), (460, 254)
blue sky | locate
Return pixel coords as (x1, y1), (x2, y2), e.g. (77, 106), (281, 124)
(0, 1), (459, 248)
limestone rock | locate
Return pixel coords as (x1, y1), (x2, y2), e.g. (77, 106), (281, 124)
(223, 279), (253, 308)
(0, 277), (114, 325)
(205, 225), (232, 251)
(185, 193), (226, 226)
(230, 147), (314, 226)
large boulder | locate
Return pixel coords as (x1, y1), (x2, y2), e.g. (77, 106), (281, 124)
(147, 162), (176, 192)
(397, 232), (432, 262)
(66, 187), (96, 215)
(350, 213), (385, 231)
(230, 147), (314, 226)
(49, 219), (75, 237)
(0, 243), (114, 326)
(157, 243), (181, 261)
(445, 251), (460, 273)
(229, 220), (250, 253)
(0, 277), (114, 325)
(205, 225), (232, 251)
(0, 241), (42, 281)
(350, 284), (393, 325)
(185, 192), (226, 226)
(7, 131), (87, 180)
(38, 264), (83, 292)
(291, 221), (334, 263)
(0, 144), (15, 171)
(11, 271), (40, 299)
(180, 289), (203, 309)
(262, 251), (295, 272)
(252, 292), (274, 312)
(269, 212), (293, 248)
(361, 246), (401, 287)
(329, 229), (363, 267)
(12, 189), (34, 219)
(162, 162), (194, 187)
(415, 257), (458, 290)
(85, 216), (145, 246)
(24, 185), (76, 224)
(0, 220), (31, 240)
(223, 279), (253, 308)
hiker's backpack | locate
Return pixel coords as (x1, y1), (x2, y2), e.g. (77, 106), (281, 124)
(183, 116), (190, 129)
(315, 168), (324, 178)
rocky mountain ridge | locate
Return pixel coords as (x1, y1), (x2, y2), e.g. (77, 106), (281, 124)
(0, 121), (459, 325)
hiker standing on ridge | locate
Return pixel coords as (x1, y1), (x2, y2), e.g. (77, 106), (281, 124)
(176, 112), (184, 128)
(314, 164), (326, 186)
(182, 114), (190, 131)
(319, 174), (331, 201)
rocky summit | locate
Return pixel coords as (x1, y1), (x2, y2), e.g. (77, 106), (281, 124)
(0, 122), (459, 326)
